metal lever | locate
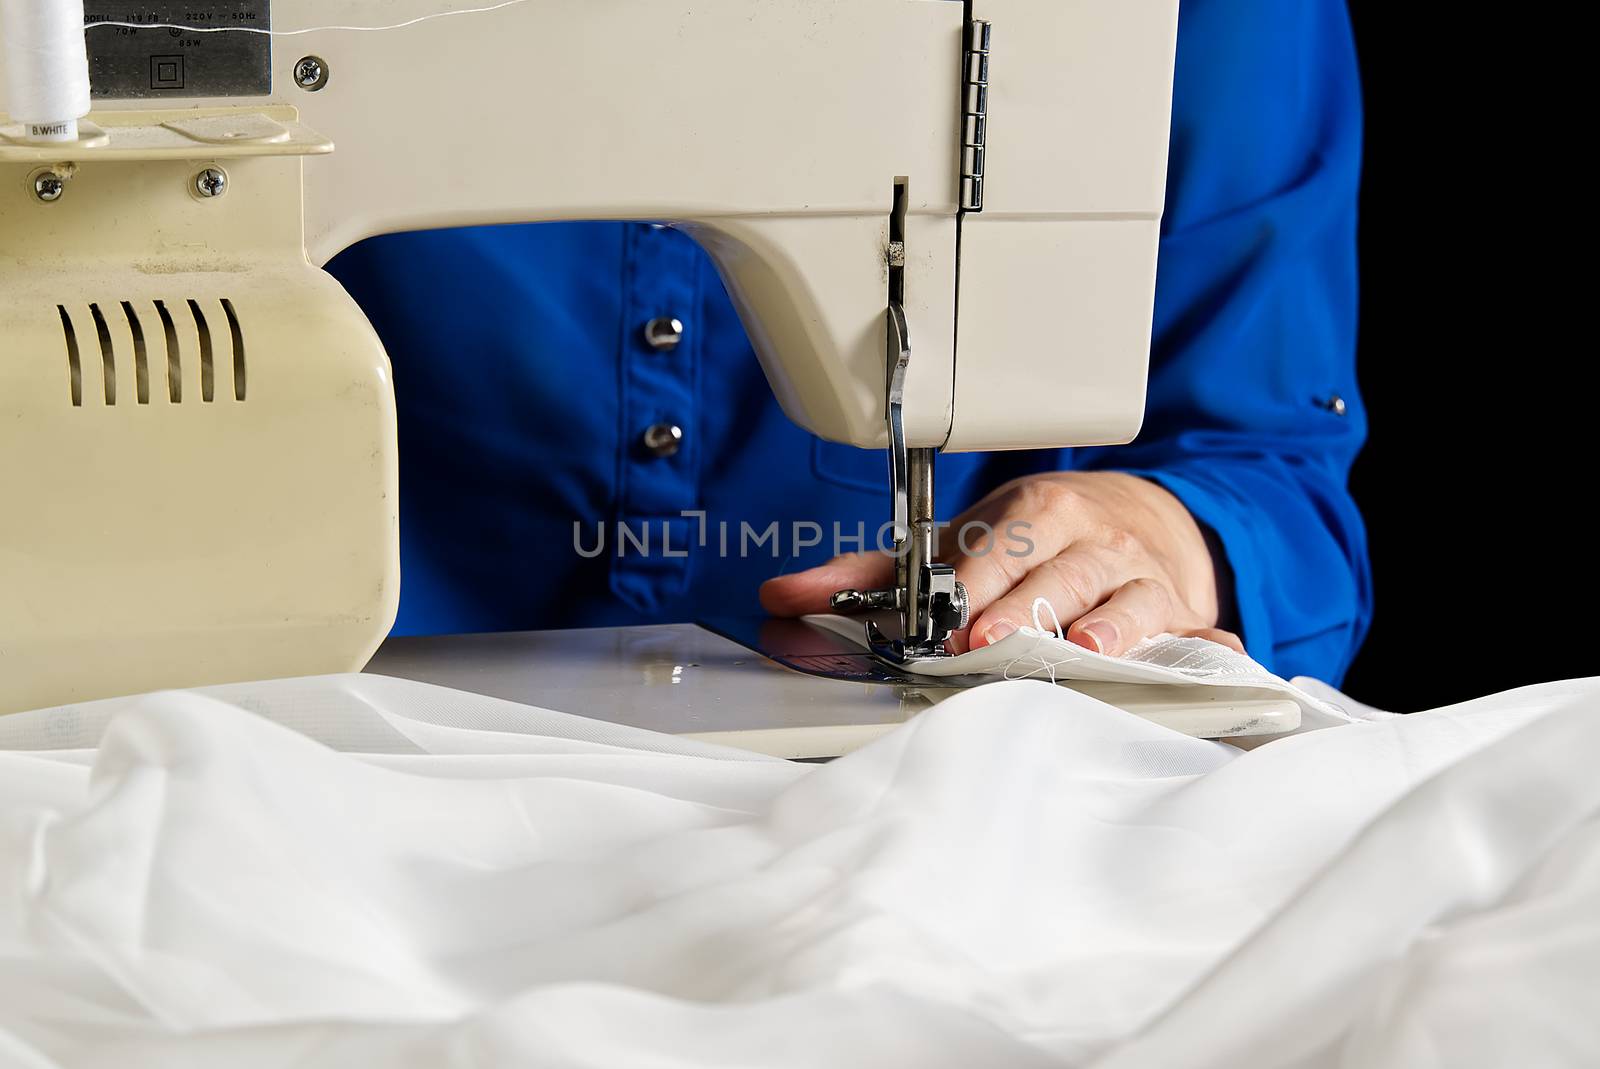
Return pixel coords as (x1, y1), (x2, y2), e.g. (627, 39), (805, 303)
(830, 295), (968, 660)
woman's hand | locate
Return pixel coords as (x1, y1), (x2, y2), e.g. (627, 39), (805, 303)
(760, 472), (1243, 656)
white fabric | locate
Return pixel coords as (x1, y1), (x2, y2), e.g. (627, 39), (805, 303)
(805, 612), (1362, 729)
(0, 673), (771, 760)
(2, 674), (1599, 1067)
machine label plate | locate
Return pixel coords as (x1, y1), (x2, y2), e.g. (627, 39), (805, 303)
(84, 3), (272, 99)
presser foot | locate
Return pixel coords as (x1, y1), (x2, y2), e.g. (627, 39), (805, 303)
(831, 564), (969, 662)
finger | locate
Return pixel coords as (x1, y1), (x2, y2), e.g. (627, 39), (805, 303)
(939, 484), (1084, 617)
(759, 551), (895, 617)
(943, 538), (1038, 654)
(940, 487), (1099, 655)
(1064, 577), (1176, 657)
(966, 547), (1124, 650)
(1177, 627), (1246, 654)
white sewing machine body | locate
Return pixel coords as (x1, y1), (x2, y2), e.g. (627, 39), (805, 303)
(0, 1), (1234, 747)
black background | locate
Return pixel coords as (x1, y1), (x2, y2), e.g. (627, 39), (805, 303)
(1340, 6), (1593, 710)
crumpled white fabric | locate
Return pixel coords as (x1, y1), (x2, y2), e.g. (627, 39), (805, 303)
(2, 673), (1598, 1068)
(804, 611), (1363, 729)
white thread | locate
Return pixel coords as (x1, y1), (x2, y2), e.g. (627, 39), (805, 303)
(1031, 597), (1065, 641)
(1, 0), (91, 142)
(992, 599), (1104, 686)
(83, 0), (538, 37)
(998, 627), (1063, 685)
(1001, 647), (1085, 686)
(1002, 651), (1057, 685)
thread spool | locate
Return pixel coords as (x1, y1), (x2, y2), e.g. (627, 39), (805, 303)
(1, 0), (91, 143)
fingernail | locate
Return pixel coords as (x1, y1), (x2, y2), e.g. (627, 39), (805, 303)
(1077, 619), (1119, 655)
(980, 619), (1017, 647)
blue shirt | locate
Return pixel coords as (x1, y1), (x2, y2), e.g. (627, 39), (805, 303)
(327, 0), (1370, 683)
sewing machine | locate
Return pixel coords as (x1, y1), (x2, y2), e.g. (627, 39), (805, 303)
(0, 1), (1299, 752)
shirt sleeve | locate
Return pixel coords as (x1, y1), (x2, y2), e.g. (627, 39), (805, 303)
(1073, 0), (1371, 683)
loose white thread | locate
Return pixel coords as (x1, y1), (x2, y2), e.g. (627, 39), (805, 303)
(1031, 597), (1065, 641)
(83, 0), (538, 37)
(992, 597), (1096, 684)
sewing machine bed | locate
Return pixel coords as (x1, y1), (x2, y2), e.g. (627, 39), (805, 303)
(364, 620), (1300, 758)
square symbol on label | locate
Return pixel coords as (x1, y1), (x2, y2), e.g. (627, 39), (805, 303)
(150, 55), (185, 91)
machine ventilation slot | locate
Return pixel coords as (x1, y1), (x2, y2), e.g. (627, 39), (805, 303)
(189, 299), (215, 403)
(222, 298), (247, 401)
(89, 304), (116, 406)
(155, 300), (181, 403)
(56, 300), (247, 406)
(58, 306), (82, 407)
(121, 301), (150, 405)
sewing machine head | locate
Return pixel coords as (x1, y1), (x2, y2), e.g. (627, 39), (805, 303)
(0, 1), (1179, 713)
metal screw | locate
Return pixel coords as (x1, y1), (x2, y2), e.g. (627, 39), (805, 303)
(830, 589), (898, 613)
(195, 168), (228, 199)
(294, 56), (328, 91)
(33, 173), (64, 203)
(1322, 394), (1348, 417)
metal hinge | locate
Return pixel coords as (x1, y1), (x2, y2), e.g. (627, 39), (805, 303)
(960, 19), (991, 212)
